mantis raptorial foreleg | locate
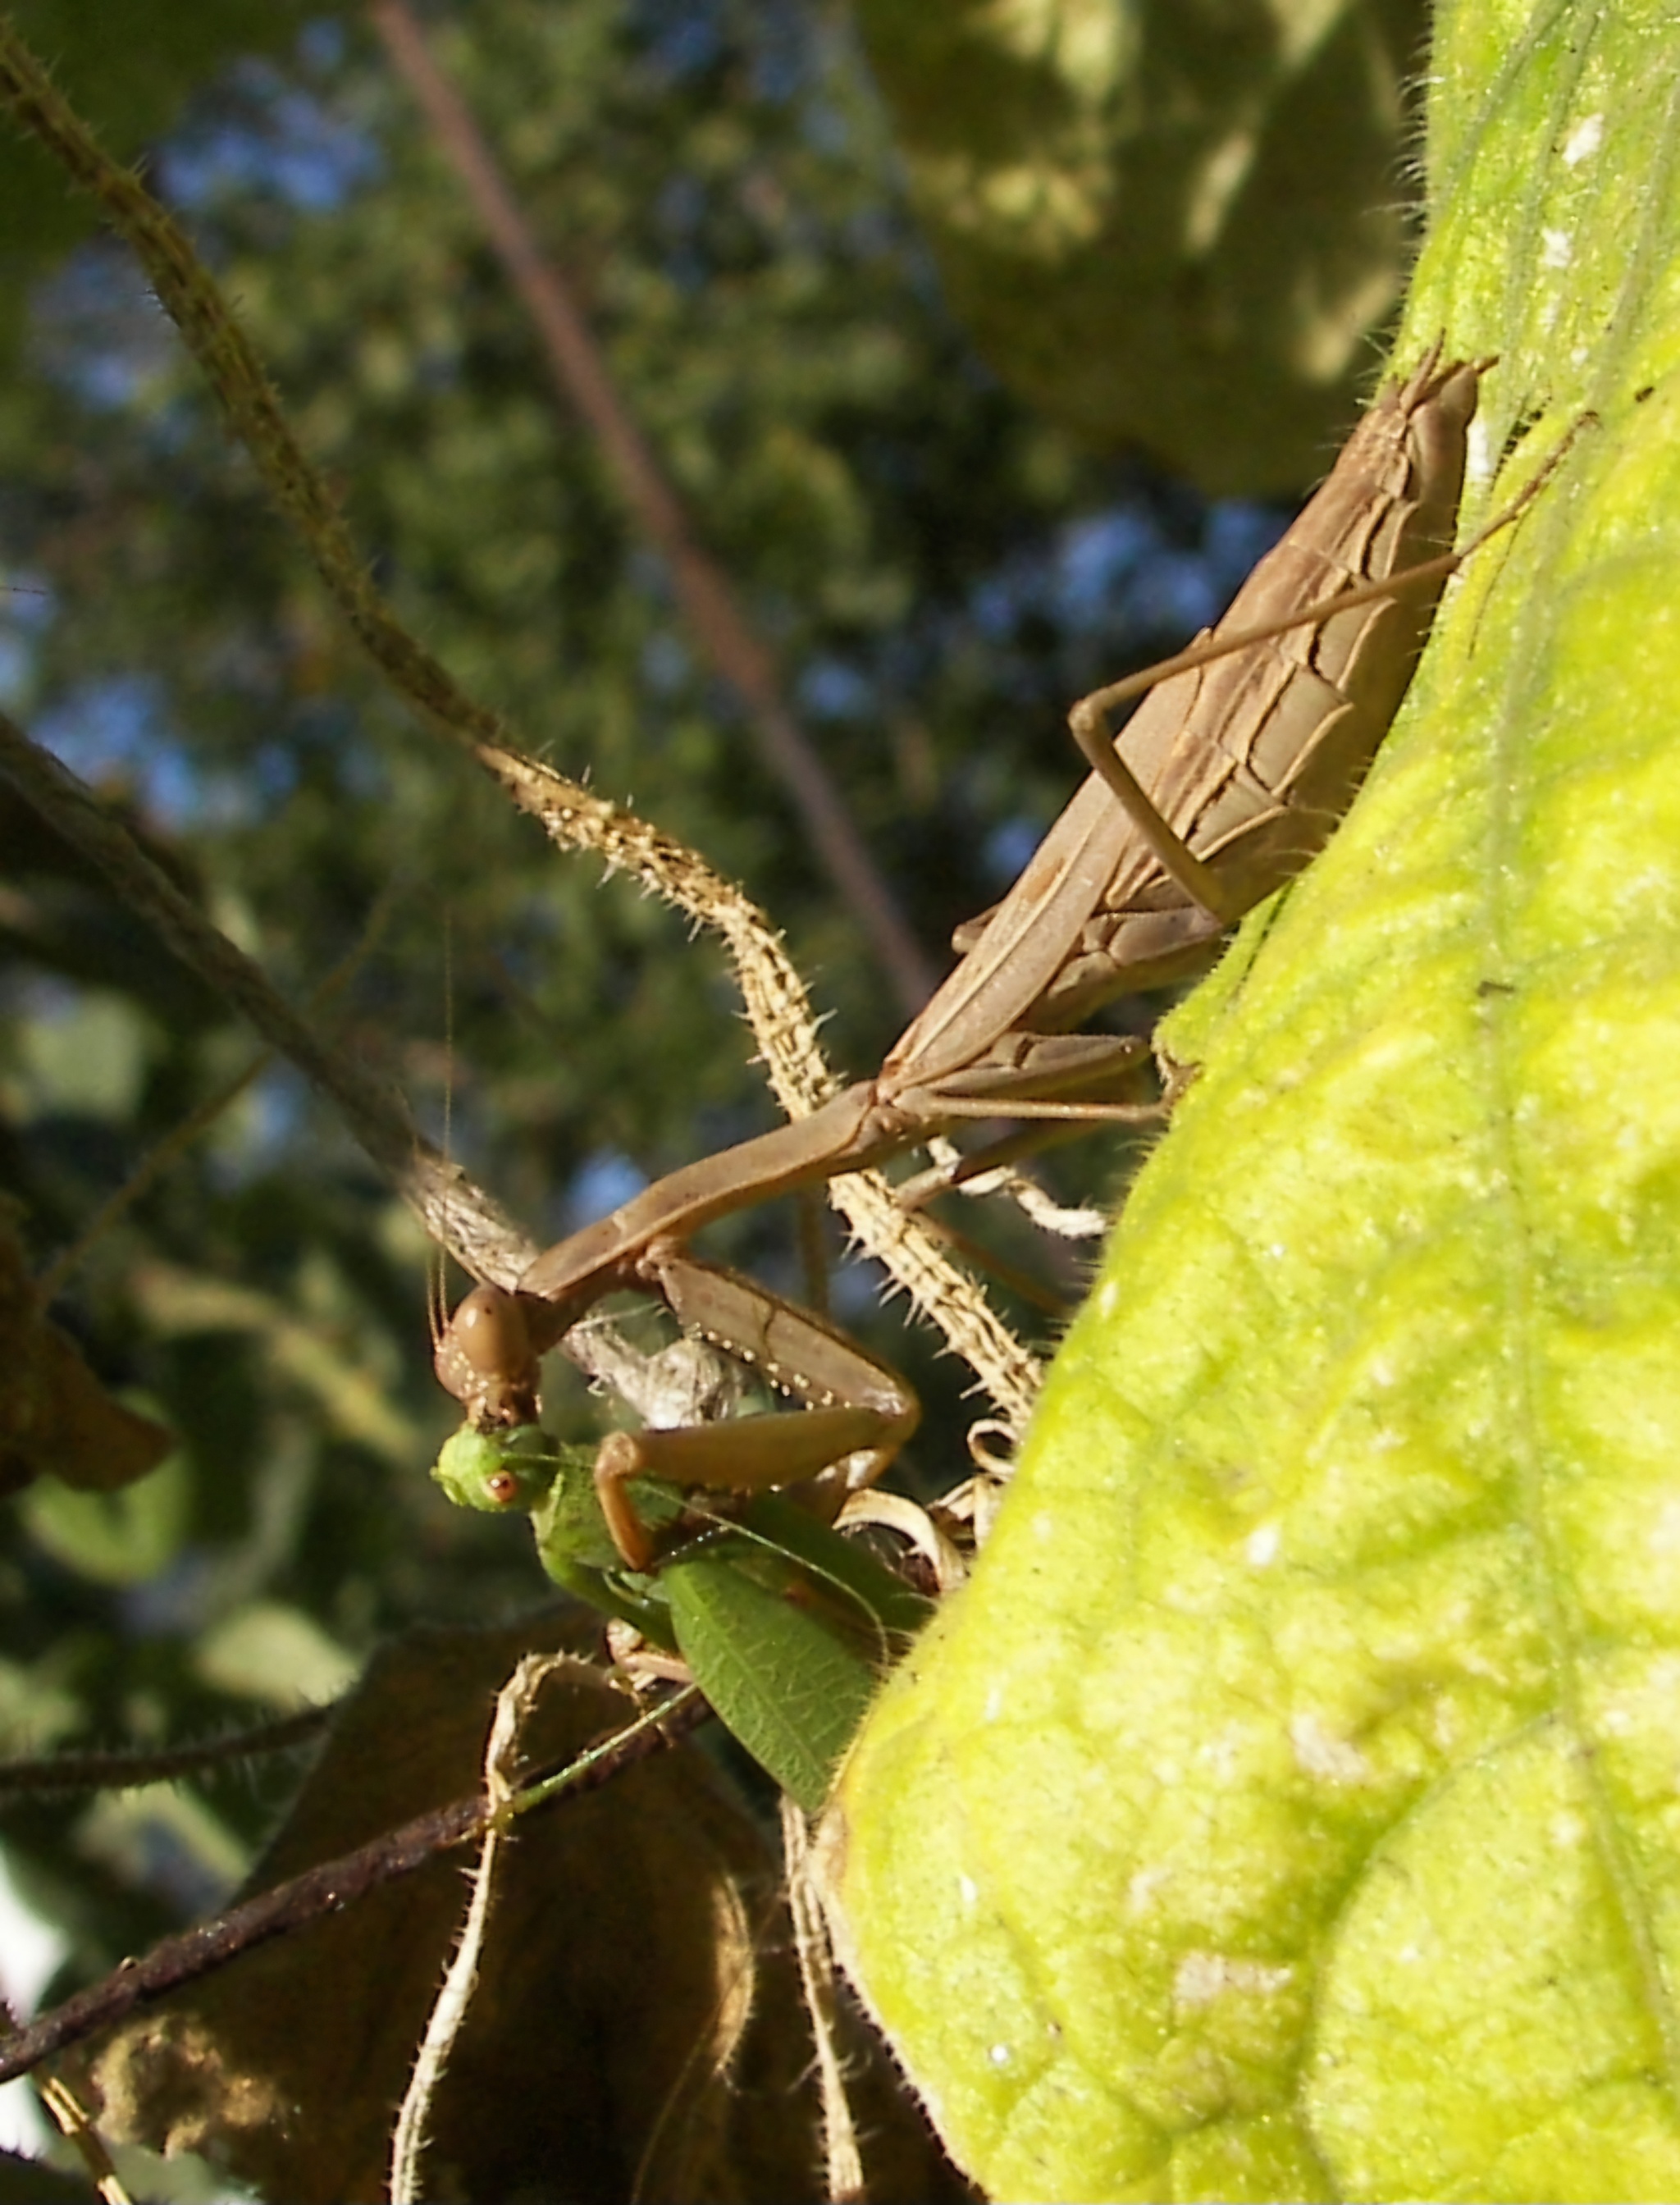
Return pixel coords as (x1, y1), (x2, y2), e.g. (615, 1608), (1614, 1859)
(436, 343), (1577, 1566)
(441, 1242), (918, 1568)
(590, 1245), (919, 1571)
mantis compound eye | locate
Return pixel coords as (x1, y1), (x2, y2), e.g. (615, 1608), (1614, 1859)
(484, 1469), (523, 1506)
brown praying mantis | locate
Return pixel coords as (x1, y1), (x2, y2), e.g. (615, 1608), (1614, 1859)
(434, 341), (1574, 1576)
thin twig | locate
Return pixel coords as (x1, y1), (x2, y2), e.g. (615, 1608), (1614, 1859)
(782, 1795), (865, 2204)
(35, 2073), (133, 2205)
(0, 30), (499, 768)
(0, 705), (531, 1288)
(369, 0), (937, 1018)
(390, 1650), (583, 2203)
(0, 1706), (334, 1801)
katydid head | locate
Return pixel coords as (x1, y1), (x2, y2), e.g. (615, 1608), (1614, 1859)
(434, 1281), (543, 1426)
(431, 1422), (555, 1513)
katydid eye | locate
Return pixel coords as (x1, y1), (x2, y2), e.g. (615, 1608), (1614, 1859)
(485, 1471), (522, 1506)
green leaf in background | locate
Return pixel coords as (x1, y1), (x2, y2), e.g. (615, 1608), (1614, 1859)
(19, 1446), (188, 1585)
(16, 991), (148, 1121)
(823, 2), (1680, 2197)
(856, 0), (1430, 493)
(0, 0), (314, 363)
(193, 1598), (358, 1710)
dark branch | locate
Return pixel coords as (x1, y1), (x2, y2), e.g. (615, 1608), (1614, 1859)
(0, 1689), (707, 2086)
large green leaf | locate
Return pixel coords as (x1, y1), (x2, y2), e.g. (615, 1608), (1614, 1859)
(824, 3), (1680, 2197)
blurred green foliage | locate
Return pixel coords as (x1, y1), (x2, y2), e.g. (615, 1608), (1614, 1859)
(0, 0), (315, 361)
(858, 0), (1431, 493)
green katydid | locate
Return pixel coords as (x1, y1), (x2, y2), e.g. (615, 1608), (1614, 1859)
(432, 1409), (932, 1814)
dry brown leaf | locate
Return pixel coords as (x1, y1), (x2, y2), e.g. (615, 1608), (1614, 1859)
(0, 1200), (170, 1499)
(62, 1618), (968, 2203)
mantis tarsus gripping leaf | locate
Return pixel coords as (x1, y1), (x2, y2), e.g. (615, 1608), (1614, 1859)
(432, 345), (1573, 1794)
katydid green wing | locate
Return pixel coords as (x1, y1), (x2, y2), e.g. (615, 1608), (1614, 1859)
(823, 6), (1680, 2198)
(664, 1549), (881, 1816)
(665, 1495), (933, 1815)
(434, 1425), (928, 1810)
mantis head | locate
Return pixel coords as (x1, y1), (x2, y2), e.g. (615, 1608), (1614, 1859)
(433, 1281), (543, 1426)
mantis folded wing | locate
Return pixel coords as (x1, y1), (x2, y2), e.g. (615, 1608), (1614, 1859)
(436, 343), (1573, 1582)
